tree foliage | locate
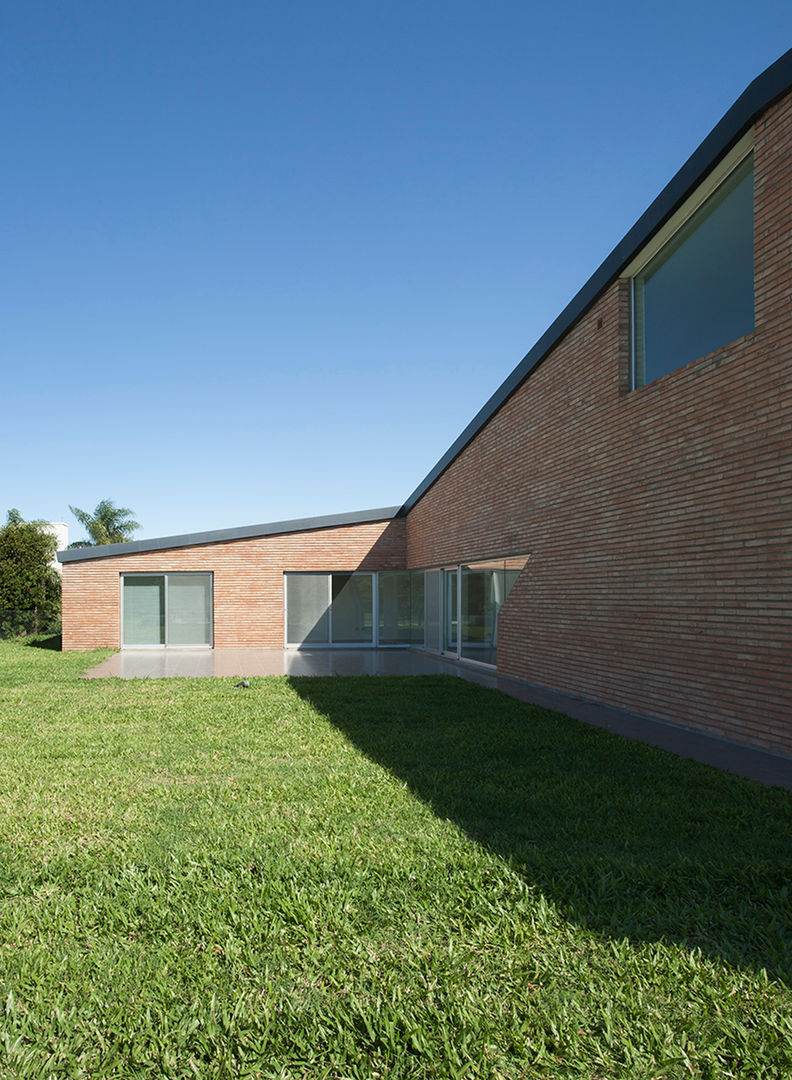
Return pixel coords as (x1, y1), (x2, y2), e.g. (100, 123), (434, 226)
(69, 499), (140, 547)
(0, 510), (61, 636)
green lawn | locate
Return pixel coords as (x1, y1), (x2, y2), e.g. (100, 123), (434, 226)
(0, 640), (790, 1079)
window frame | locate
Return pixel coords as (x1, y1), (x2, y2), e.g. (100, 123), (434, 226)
(120, 572), (214, 649)
(622, 132), (754, 390)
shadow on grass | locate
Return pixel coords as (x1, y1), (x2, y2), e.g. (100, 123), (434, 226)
(290, 674), (792, 986)
(23, 633), (62, 650)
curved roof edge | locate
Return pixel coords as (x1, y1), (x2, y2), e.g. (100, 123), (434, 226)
(57, 506), (402, 563)
(395, 48), (792, 517)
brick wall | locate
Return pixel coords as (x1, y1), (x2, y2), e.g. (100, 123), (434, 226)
(406, 94), (792, 756)
(62, 518), (405, 650)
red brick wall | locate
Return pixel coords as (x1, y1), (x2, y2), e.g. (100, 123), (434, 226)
(62, 519), (405, 650)
(406, 94), (792, 756)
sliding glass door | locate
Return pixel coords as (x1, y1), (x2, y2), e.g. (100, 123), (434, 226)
(285, 571), (424, 648)
(122, 573), (212, 647)
(285, 573), (374, 647)
(285, 573), (331, 644)
(422, 557), (528, 667)
(123, 576), (165, 646)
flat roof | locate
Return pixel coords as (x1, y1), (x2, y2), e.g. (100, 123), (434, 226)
(396, 48), (792, 515)
(58, 506), (401, 563)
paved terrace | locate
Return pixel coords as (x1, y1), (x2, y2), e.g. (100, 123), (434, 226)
(84, 648), (792, 792)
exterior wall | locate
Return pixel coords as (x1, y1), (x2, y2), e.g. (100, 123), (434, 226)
(45, 522), (68, 574)
(62, 519), (405, 650)
(406, 95), (792, 757)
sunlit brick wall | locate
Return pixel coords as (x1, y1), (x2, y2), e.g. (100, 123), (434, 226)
(62, 518), (406, 650)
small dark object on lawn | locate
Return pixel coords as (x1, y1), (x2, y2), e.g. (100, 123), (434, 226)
(234, 680), (250, 688)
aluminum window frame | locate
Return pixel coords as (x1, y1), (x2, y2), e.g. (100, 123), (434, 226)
(120, 572), (214, 649)
(284, 571), (391, 649)
(623, 132), (755, 390)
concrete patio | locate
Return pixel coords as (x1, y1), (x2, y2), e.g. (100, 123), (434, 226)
(83, 647), (501, 684)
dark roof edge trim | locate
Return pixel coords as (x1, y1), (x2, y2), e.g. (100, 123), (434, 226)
(57, 506), (402, 563)
(395, 48), (792, 517)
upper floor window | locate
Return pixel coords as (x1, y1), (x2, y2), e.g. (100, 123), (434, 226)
(630, 145), (754, 388)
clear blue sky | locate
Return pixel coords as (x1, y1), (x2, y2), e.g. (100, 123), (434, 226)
(3, 1), (790, 543)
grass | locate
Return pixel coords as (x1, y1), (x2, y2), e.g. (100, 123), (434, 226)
(0, 641), (790, 1078)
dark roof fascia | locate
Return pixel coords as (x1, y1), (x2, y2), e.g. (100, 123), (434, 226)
(395, 48), (792, 517)
(57, 506), (402, 563)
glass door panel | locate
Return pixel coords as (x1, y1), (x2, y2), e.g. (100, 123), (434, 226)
(423, 570), (442, 652)
(286, 574), (330, 645)
(460, 567), (499, 665)
(123, 577), (165, 646)
(168, 573), (212, 645)
(332, 574), (373, 644)
(410, 571), (425, 645)
(378, 571), (411, 645)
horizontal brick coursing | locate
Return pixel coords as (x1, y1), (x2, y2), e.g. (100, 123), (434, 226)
(405, 93), (792, 757)
(62, 519), (405, 650)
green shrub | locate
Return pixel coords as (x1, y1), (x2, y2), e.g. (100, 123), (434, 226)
(0, 510), (61, 638)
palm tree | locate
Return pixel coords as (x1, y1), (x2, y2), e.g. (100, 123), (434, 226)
(68, 499), (140, 547)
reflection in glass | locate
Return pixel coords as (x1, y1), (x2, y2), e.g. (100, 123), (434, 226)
(459, 556), (529, 666)
(423, 570), (442, 652)
(634, 154), (754, 386)
(378, 571), (412, 645)
(410, 571), (425, 645)
(460, 567), (499, 665)
(444, 569), (458, 653)
(332, 574), (373, 643)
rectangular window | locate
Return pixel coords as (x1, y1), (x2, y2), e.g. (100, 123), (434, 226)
(332, 573), (373, 644)
(632, 150), (754, 387)
(285, 573), (330, 645)
(123, 576), (165, 646)
(122, 573), (212, 647)
(167, 574), (213, 646)
(421, 556), (528, 666)
(285, 571), (425, 648)
(378, 571), (413, 646)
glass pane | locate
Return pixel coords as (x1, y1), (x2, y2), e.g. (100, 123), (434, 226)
(410, 571), (425, 645)
(459, 557), (528, 666)
(167, 574), (212, 646)
(332, 574), (373, 644)
(286, 574), (330, 644)
(460, 567), (499, 665)
(424, 570), (441, 651)
(378, 571), (412, 645)
(635, 154), (754, 386)
(123, 576), (164, 646)
(444, 569), (458, 653)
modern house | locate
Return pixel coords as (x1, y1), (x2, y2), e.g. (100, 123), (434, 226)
(60, 51), (792, 759)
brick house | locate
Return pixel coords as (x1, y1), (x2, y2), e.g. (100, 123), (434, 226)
(60, 51), (792, 757)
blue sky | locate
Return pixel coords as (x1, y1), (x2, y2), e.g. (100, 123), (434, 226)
(3, 2), (790, 543)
